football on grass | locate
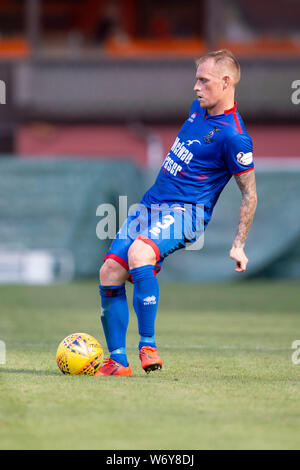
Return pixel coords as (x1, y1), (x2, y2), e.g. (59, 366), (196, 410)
(56, 333), (104, 375)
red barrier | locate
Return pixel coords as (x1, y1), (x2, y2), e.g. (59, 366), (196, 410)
(17, 124), (300, 164)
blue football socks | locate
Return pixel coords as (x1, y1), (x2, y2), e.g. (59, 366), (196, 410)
(129, 265), (159, 350)
(99, 284), (129, 367)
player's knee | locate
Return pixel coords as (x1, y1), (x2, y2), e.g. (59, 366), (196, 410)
(99, 259), (128, 285)
(128, 240), (156, 269)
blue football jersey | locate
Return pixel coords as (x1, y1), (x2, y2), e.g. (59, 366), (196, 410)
(142, 100), (254, 225)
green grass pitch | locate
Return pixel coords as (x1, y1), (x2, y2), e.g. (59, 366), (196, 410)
(1, 280), (300, 450)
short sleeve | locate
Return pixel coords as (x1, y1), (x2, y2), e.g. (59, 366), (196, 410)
(224, 133), (254, 175)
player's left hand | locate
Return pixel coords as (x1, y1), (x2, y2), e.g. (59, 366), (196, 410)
(230, 246), (248, 273)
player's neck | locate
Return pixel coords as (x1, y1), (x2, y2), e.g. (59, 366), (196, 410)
(206, 97), (235, 116)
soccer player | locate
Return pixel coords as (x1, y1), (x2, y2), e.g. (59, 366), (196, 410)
(95, 49), (257, 377)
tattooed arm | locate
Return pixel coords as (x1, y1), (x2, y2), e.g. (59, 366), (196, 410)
(230, 169), (257, 272)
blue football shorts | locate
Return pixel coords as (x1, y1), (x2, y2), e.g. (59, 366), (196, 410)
(104, 202), (205, 275)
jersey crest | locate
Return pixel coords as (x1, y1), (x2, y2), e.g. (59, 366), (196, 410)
(203, 126), (220, 144)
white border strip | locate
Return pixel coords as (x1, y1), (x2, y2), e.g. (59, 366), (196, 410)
(13, 343), (292, 352)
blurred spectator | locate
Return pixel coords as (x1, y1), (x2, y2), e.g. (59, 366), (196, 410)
(94, 0), (129, 45)
(223, 3), (255, 42)
(147, 7), (171, 39)
(171, 4), (196, 38)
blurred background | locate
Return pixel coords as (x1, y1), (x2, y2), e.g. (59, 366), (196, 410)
(0, 0), (299, 284)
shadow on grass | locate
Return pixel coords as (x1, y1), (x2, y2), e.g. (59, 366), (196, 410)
(0, 368), (60, 376)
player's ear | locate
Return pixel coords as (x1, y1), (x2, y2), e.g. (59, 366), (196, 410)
(222, 75), (230, 90)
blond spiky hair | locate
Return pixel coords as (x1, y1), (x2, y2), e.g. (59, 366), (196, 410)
(196, 49), (241, 86)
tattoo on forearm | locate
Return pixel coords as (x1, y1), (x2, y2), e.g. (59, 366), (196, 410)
(234, 170), (257, 247)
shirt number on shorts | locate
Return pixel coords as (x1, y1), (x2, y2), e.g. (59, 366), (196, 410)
(149, 215), (175, 236)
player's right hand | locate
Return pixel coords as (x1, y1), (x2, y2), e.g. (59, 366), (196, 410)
(229, 246), (248, 273)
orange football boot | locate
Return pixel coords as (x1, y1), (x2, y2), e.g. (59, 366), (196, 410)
(95, 358), (132, 376)
(139, 346), (163, 374)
